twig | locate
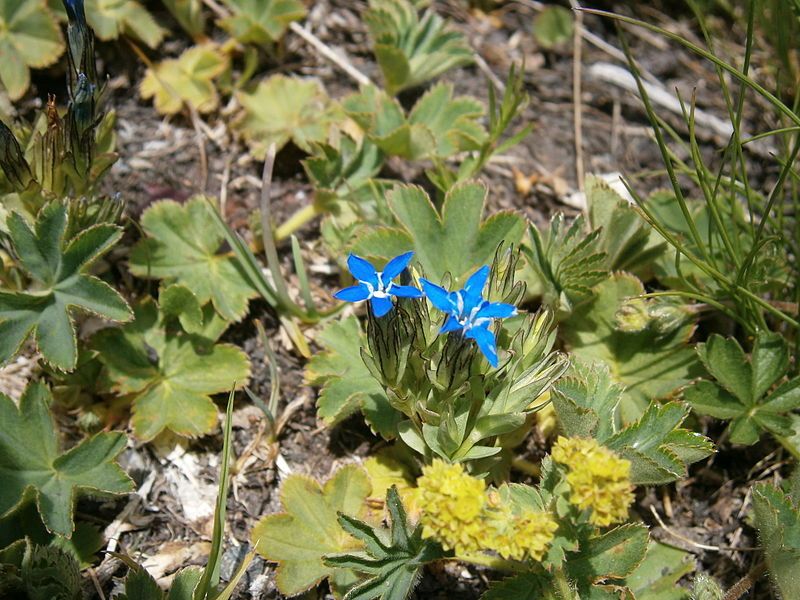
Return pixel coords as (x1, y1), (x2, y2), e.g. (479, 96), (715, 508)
(723, 561), (767, 600)
(219, 153), (232, 216)
(570, 1), (585, 190)
(87, 567), (106, 600)
(288, 22), (373, 87)
(473, 52), (505, 93)
(588, 62), (735, 140)
(649, 505), (759, 552)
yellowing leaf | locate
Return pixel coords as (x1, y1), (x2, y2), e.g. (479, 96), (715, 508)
(218, 0), (306, 45)
(251, 464), (371, 597)
(0, 0), (65, 100)
(140, 44), (229, 115)
(86, 0), (166, 48)
(234, 75), (341, 157)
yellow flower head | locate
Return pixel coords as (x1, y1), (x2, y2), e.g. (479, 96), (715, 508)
(486, 500), (558, 561)
(551, 436), (634, 527)
(416, 460), (486, 554)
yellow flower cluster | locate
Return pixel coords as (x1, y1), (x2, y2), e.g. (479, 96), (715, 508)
(486, 502), (559, 561)
(551, 436), (635, 527)
(416, 460), (487, 554)
(416, 460), (557, 560)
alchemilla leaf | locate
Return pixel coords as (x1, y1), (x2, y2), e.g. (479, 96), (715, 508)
(234, 75), (341, 157)
(251, 464), (372, 598)
(218, 0), (307, 46)
(355, 182), (525, 285)
(305, 315), (400, 439)
(562, 273), (702, 423)
(91, 298), (250, 441)
(0, 202), (132, 371)
(0, 382), (133, 537)
(129, 196), (257, 322)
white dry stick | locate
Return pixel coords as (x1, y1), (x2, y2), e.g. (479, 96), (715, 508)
(570, 1), (585, 191)
(289, 22), (373, 87)
(587, 62), (735, 140)
(473, 52), (505, 93)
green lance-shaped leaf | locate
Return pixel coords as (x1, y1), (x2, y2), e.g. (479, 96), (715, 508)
(305, 315), (400, 439)
(251, 464), (372, 598)
(561, 273), (702, 423)
(218, 0), (306, 46)
(91, 299), (251, 441)
(0, 0), (65, 101)
(0, 202), (132, 371)
(684, 331), (800, 446)
(0, 382), (133, 537)
(355, 181), (525, 285)
(752, 478), (800, 598)
(234, 74), (342, 158)
(129, 197), (257, 322)
(324, 486), (444, 600)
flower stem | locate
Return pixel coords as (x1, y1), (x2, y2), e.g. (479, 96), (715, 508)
(551, 567), (578, 600)
(275, 203), (321, 241)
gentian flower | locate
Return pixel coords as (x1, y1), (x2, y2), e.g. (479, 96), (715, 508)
(420, 265), (517, 367)
(335, 252), (422, 317)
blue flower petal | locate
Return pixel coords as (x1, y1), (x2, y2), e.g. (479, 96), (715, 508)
(440, 315), (463, 333)
(347, 254), (379, 286)
(382, 251), (415, 281)
(371, 295), (394, 317)
(334, 284), (372, 302)
(467, 325), (498, 367)
(421, 279), (456, 313)
(464, 265), (490, 297)
(390, 284), (423, 298)
(476, 301), (517, 320)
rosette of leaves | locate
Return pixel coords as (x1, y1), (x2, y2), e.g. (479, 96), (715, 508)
(0, 0), (65, 101)
(683, 331), (800, 450)
(129, 196), (258, 322)
(354, 181), (525, 284)
(251, 465), (372, 598)
(0, 382), (133, 537)
(364, 0), (473, 95)
(234, 74), (341, 158)
(552, 360), (714, 485)
(91, 295), (251, 441)
(0, 540), (82, 600)
(324, 486), (444, 600)
(752, 471), (800, 599)
(561, 273), (703, 423)
(140, 44), (229, 115)
(524, 213), (607, 315)
(0, 202), (132, 371)
(343, 84), (486, 161)
(218, 0), (306, 47)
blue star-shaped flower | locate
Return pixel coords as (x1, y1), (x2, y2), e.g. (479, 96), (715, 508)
(334, 252), (423, 317)
(420, 265), (517, 367)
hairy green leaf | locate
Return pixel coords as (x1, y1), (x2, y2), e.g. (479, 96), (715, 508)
(91, 299), (250, 441)
(86, 0), (165, 48)
(567, 524), (649, 585)
(22, 542), (82, 600)
(324, 486), (443, 600)
(752, 480), (800, 598)
(625, 541), (693, 600)
(251, 464), (371, 597)
(532, 5), (573, 49)
(562, 273), (702, 422)
(0, 202), (132, 371)
(684, 332), (800, 445)
(129, 197), (257, 322)
(0, 382), (133, 537)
